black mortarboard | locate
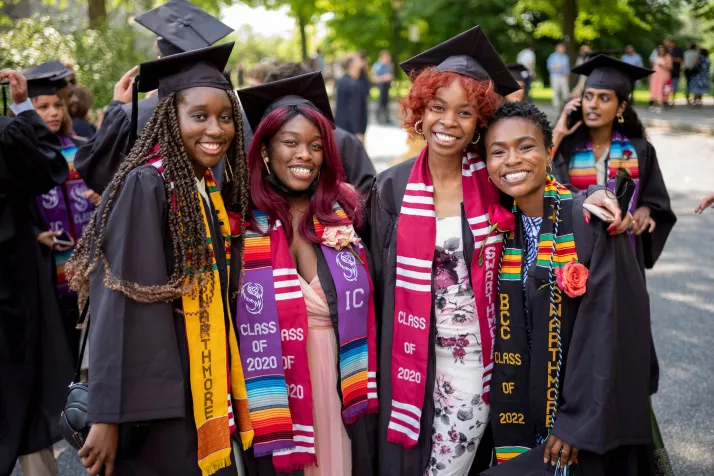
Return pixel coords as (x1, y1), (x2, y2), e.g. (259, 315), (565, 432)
(507, 63), (528, 81)
(237, 72), (334, 133)
(134, 0), (233, 55)
(137, 42), (233, 98)
(22, 61), (73, 97)
(572, 54), (653, 99)
(129, 42), (234, 145)
(400, 26), (521, 96)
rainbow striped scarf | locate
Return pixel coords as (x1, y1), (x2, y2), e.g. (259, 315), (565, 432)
(492, 176), (579, 465)
(237, 205), (377, 472)
(568, 130), (639, 193)
(148, 157), (253, 475)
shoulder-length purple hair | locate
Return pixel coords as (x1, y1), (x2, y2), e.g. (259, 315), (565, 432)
(247, 104), (362, 244)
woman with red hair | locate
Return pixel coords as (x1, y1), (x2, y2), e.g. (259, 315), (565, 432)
(365, 27), (625, 476)
(235, 73), (378, 476)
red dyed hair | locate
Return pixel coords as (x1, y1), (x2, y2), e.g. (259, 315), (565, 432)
(399, 66), (503, 139)
(248, 104), (362, 244)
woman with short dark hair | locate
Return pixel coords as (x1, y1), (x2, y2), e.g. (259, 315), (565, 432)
(67, 86), (96, 138)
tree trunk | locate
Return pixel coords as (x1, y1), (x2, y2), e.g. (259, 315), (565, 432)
(298, 13), (308, 63)
(88, 0), (107, 29)
(562, 0), (578, 65)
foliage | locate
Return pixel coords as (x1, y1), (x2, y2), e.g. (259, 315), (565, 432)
(224, 24), (303, 66)
(0, 15), (147, 107)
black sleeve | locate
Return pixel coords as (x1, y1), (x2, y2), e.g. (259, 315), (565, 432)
(0, 110), (68, 195)
(74, 100), (131, 194)
(552, 221), (652, 454)
(88, 166), (185, 424)
(338, 129), (376, 197)
(637, 141), (676, 268)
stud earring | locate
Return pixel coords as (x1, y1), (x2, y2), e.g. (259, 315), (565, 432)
(263, 157), (271, 175)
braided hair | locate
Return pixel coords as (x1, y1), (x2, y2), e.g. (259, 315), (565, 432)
(66, 90), (250, 309)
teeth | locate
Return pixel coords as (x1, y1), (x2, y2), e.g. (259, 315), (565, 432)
(291, 167), (312, 176)
(434, 132), (457, 143)
(199, 142), (221, 151)
(504, 171), (529, 182)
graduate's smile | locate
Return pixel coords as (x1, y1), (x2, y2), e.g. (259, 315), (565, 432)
(432, 131), (462, 146)
(287, 162), (316, 181)
(500, 169), (533, 185)
(197, 140), (226, 156)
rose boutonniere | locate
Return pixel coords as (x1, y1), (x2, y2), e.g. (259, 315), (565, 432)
(322, 224), (363, 263)
(478, 205), (516, 266)
(554, 259), (589, 298)
(620, 149), (633, 176)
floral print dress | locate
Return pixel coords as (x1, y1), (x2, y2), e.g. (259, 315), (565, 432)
(426, 217), (489, 476)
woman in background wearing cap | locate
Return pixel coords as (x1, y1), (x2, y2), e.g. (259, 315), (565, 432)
(23, 61), (100, 368)
(234, 72), (378, 476)
(66, 43), (254, 476)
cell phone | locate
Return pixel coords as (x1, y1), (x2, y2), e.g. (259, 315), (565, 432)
(52, 231), (75, 247)
(566, 106), (583, 129)
(582, 204), (615, 223)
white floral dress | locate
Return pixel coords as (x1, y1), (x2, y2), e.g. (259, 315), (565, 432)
(426, 217), (489, 476)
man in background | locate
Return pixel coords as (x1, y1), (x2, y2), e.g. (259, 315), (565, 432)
(666, 38), (684, 106)
(684, 42), (699, 105)
(516, 44), (536, 102)
(622, 45), (645, 88)
(371, 50), (394, 124)
(547, 42), (570, 109)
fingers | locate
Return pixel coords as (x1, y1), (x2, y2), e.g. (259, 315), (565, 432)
(80, 450), (97, 470)
(647, 217), (657, 233)
(549, 438), (564, 466)
(544, 435), (555, 463)
(560, 443), (572, 468)
(582, 208), (591, 224)
(88, 457), (105, 476)
(614, 212), (633, 235)
(118, 65), (138, 86)
(568, 447), (579, 466)
(567, 120), (583, 135)
(105, 458), (115, 476)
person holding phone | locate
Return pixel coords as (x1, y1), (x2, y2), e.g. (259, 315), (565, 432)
(65, 43), (254, 476)
(481, 101), (653, 476)
(22, 61), (100, 366)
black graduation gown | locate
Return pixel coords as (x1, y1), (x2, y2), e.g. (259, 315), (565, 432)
(484, 197), (653, 476)
(229, 223), (378, 476)
(553, 135), (675, 394)
(75, 95), (253, 194)
(87, 165), (238, 476)
(0, 110), (73, 474)
(335, 76), (368, 136)
(334, 126), (376, 197)
(364, 158), (494, 476)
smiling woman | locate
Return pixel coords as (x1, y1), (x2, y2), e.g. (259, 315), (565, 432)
(65, 43), (254, 476)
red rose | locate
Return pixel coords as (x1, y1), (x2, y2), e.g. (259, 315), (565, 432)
(227, 211), (244, 237)
(488, 204), (516, 233)
(623, 149), (633, 159)
(555, 259), (589, 298)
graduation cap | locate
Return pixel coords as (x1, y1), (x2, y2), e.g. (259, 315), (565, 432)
(22, 61), (73, 98)
(507, 63), (528, 81)
(400, 26), (521, 97)
(572, 53), (653, 99)
(134, 0), (233, 56)
(129, 42), (234, 144)
(237, 71), (334, 133)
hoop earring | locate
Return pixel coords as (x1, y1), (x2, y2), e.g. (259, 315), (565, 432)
(263, 157), (271, 175)
(224, 156), (234, 183)
(414, 120), (424, 137)
(471, 131), (481, 145)
(487, 176), (493, 183)
(617, 114), (625, 124)
(547, 162), (553, 175)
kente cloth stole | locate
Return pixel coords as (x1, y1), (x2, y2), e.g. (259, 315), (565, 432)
(36, 135), (93, 296)
(388, 146), (503, 449)
(491, 176), (579, 465)
(568, 131), (640, 249)
(148, 158), (253, 476)
(237, 206), (378, 472)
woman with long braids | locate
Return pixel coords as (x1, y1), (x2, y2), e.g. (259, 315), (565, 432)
(365, 27), (624, 476)
(65, 43), (253, 476)
(482, 101), (653, 476)
(234, 72), (378, 476)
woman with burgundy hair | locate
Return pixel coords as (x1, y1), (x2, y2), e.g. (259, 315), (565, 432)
(235, 72), (378, 476)
(365, 27), (625, 476)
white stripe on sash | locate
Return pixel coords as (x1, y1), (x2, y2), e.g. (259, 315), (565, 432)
(275, 291), (303, 301)
(401, 206), (436, 217)
(474, 234), (504, 249)
(273, 268), (298, 277)
(405, 183), (434, 192)
(388, 421), (419, 441)
(396, 256), (432, 269)
(273, 279), (300, 288)
(395, 280), (431, 292)
(402, 195), (435, 205)
(392, 399), (422, 418)
(467, 214), (489, 226)
(396, 267), (432, 280)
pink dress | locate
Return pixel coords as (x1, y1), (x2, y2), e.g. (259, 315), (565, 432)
(300, 275), (352, 476)
(649, 56), (671, 102)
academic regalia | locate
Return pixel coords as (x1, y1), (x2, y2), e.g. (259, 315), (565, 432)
(364, 26), (520, 476)
(74, 0), (237, 194)
(335, 75), (368, 136)
(553, 55), (676, 395)
(0, 109), (72, 475)
(485, 192), (653, 476)
(86, 42), (251, 476)
(235, 71), (378, 476)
